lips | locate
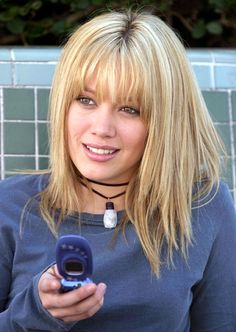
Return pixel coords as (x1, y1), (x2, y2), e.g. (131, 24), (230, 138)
(85, 145), (116, 155)
(83, 144), (119, 160)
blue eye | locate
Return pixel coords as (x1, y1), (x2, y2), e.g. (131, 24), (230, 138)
(76, 97), (95, 105)
(121, 106), (140, 116)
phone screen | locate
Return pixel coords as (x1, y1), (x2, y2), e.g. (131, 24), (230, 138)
(65, 260), (84, 275)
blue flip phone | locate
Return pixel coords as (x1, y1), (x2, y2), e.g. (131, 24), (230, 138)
(56, 235), (93, 292)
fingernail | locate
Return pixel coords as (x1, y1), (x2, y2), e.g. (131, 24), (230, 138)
(52, 281), (60, 289)
(101, 283), (107, 294)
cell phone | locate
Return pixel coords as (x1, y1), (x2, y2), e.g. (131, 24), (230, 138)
(56, 235), (93, 292)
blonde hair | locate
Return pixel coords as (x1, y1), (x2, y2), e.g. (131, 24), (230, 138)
(40, 10), (224, 275)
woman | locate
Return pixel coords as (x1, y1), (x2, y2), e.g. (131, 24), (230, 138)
(0, 9), (235, 331)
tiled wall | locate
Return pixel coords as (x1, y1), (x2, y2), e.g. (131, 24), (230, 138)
(0, 47), (236, 203)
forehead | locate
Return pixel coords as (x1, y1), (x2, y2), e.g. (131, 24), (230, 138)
(78, 62), (142, 106)
(82, 77), (139, 106)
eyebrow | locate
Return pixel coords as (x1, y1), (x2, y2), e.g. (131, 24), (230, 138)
(83, 86), (138, 106)
(84, 87), (96, 94)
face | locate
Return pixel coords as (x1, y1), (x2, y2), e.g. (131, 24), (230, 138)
(67, 82), (147, 184)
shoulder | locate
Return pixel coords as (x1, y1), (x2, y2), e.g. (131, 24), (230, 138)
(0, 173), (49, 232)
(0, 173), (49, 196)
(192, 180), (234, 211)
(192, 181), (236, 238)
(0, 173), (49, 211)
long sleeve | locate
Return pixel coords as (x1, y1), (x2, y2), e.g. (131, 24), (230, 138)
(0, 241), (12, 311)
(0, 227), (75, 331)
(0, 174), (76, 331)
(0, 273), (76, 332)
(190, 185), (236, 331)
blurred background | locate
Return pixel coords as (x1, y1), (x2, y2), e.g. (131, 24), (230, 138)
(0, 0), (235, 47)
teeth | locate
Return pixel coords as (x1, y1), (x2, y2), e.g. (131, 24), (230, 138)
(86, 146), (114, 155)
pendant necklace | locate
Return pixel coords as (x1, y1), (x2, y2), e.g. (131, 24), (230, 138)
(81, 178), (128, 229)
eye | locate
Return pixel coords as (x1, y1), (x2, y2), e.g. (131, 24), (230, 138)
(120, 106), (140, 116)
(76, 96), (96, 105)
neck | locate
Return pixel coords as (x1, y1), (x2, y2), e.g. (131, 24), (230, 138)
(80, 178), (128, 214)
(84, 177), (129, 187)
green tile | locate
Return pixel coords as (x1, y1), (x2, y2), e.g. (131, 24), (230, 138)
(3, 88), (34, 120)
(4, 123), (35, 154)
(215, 124), (231, 155)
(37, 89), (50, 120)
(234, 125), (236, 149)
(38, 123), (49, 155)
(192, 65), (212, 89)
(232, 92), (236, 122)
(0, 63), (12, 85)
(5, 156), (35, 171)
(202, 91), (229, 122)
(215, 66), (236, 89)
(39, 157), (49, 169)
(221, 158), (233, 190)
(213, 50), (236, 63)
(15, 63), (55, 85)
(0, 49), (11, 60)
(187, 49), (212, 62)
(13, 47), (60, 61)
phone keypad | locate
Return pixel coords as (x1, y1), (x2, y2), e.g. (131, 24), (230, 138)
(60, 244), (87, 258)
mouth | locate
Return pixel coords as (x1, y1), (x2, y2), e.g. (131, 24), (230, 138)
(85, 145), (117, 154)
(83, 144), (119, 156)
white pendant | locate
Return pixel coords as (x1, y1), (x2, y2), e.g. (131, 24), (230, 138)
(103, 202), (117, 228)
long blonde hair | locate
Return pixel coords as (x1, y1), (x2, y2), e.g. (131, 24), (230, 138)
(40, 10), (224, 275)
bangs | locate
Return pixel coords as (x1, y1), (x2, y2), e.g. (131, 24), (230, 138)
(70, 43), (152, 119)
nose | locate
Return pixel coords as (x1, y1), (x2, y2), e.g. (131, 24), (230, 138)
(91, 105), (116, 138)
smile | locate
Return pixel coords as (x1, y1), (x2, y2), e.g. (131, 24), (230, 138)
(84, 144), (117, 155)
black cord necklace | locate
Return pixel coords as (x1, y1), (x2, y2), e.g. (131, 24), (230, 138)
(86, 178), (129, 187)
(90, 187), (126, 200)
(81, 178), (128, 229)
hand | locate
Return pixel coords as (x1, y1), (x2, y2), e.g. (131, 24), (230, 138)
(38, 265), (107, 322)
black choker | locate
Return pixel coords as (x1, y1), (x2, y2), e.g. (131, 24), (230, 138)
(86, 178), (129, 187)
(81, 178), (128, 228)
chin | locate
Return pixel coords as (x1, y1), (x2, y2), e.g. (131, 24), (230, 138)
(78, 170), (109, 181)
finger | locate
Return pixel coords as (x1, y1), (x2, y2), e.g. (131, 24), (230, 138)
(39, 271), (61, 294)
(51, 283), (107, 322)
(63, 283), (107, 321)
(48, 264), (62, 279)
(49, 282), (98, 309)
(66, 283), (107, 314)
(72, 283), (106, 317)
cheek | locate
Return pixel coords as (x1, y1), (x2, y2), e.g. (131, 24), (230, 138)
(68, 123), (78, 140)
(129, 125), (147, 156)
(67, 119), (76, 149)
(67, 113), (86, 143)
(67, 116), (82, 158)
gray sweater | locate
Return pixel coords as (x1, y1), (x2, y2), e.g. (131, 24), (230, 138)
(0, 174), (236, 331)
